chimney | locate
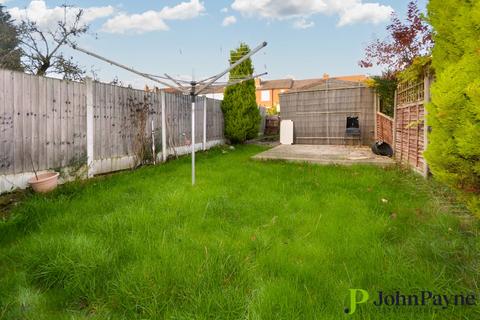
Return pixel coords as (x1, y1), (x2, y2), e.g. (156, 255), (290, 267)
(323, 73), (330, 79)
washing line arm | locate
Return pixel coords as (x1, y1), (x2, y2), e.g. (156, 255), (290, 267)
(164, 73), (190, 94)
(215, 72), (268, 87)
(70, 44), (183, 93)
(195, 41), (267, 95)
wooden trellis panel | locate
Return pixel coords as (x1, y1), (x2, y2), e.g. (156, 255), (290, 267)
(394, 76), (431, 175)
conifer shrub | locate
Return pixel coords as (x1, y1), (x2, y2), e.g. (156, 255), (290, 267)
(221, 43), (260, 144)
(425, 0), (480, 215)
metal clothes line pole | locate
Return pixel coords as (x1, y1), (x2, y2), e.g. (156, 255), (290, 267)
(70, 41), (268, 186)
(203, 97), (207, 151)
(191, 85), (196, 186)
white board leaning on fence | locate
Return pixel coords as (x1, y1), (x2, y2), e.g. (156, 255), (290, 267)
(280, 120), (294, 145)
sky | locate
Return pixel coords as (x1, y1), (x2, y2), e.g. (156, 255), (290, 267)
(1, 0), (428, 88)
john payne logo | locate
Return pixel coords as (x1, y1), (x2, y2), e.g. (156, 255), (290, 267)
(344, 289), (477, 315)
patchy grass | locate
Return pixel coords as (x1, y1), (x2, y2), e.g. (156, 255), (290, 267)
(0, 145), (479, 319)
(0, 191), (26, 221)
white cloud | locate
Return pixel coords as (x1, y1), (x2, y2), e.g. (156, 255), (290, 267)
(231, 0), (393, 27)
(159, 0), (205, 20)
(222, 15), (237, 27)
(293, 18), (314, 29)
(337, 2), (393, 26)
(102, 11), (170, 33)
(8, 0), (114, 30)
(221, 7), (229, 13)
(102, 0), (205, 34)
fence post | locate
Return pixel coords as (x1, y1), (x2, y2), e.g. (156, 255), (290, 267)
(203, 97), (207, 151)
(161, 91), (167, 162)
(374, 92), (378, 140)
(393, 89), (397, 157)
(423, 73), (431, 177)
(86, 77), (95, 178)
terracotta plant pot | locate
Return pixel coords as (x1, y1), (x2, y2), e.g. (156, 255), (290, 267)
(28, 172), (59, 193)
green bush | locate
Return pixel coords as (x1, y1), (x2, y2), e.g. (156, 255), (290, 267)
(367, 74), (397, 117)
(425, 0), (480, 215)
(221, 43), (260, 144)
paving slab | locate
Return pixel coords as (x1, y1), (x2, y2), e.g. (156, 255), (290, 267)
(252, 144), (395, 166)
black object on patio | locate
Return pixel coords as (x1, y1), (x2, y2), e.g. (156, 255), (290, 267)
(372, 141), (394, 157)
(346, 116), (361, 136)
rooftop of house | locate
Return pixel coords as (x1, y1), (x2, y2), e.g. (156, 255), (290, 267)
(287, 79), (368, 93)
(198, 85), (226, 95)
(256, 79), (294, 90)
(256, 74), (369, 91)
(156, 74), (369, 94)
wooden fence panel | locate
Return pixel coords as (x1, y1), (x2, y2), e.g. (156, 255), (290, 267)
(0, 69), (224, 191)
(0, 70), (14, 173)
(394, 77), (430, 175)
(205, 97), (224, 141)
(195, 96), (204, 143)
(165, 92), (189, 148)
(0, 70), (86, 174)
(92, 83), (166, 161)
(376, 112), (394, 146)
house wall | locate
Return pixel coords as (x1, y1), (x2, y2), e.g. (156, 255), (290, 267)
(256, 88), (287, 110)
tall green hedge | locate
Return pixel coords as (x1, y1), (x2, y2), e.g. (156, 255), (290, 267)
(0, 5), (23, 71)
(221, 43), (260, 144)
(425, 0), (480, 214)
(368, 75), (397, 117)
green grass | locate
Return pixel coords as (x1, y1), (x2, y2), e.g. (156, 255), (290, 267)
(0, 145), (479, 319)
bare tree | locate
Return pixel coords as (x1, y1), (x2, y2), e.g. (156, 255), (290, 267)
(18, 5), (88, 80)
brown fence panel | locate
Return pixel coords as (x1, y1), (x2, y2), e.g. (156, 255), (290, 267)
(265, 115), (280, 135)
(376, 112), (394, 146)
(394, 77), (431, 175)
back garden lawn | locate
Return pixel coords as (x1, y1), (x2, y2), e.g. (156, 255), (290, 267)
(0, 145), (479, 319)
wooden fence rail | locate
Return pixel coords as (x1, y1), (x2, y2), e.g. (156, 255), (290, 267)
(0, 69), (224, 192)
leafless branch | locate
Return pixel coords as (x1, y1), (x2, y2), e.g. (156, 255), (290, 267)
(17, 5), (89, 79)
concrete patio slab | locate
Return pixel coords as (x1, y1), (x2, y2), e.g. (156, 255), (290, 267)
(252, 144), (395, 166)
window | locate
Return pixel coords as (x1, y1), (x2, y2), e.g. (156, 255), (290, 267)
(261, 90), (270, 102)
